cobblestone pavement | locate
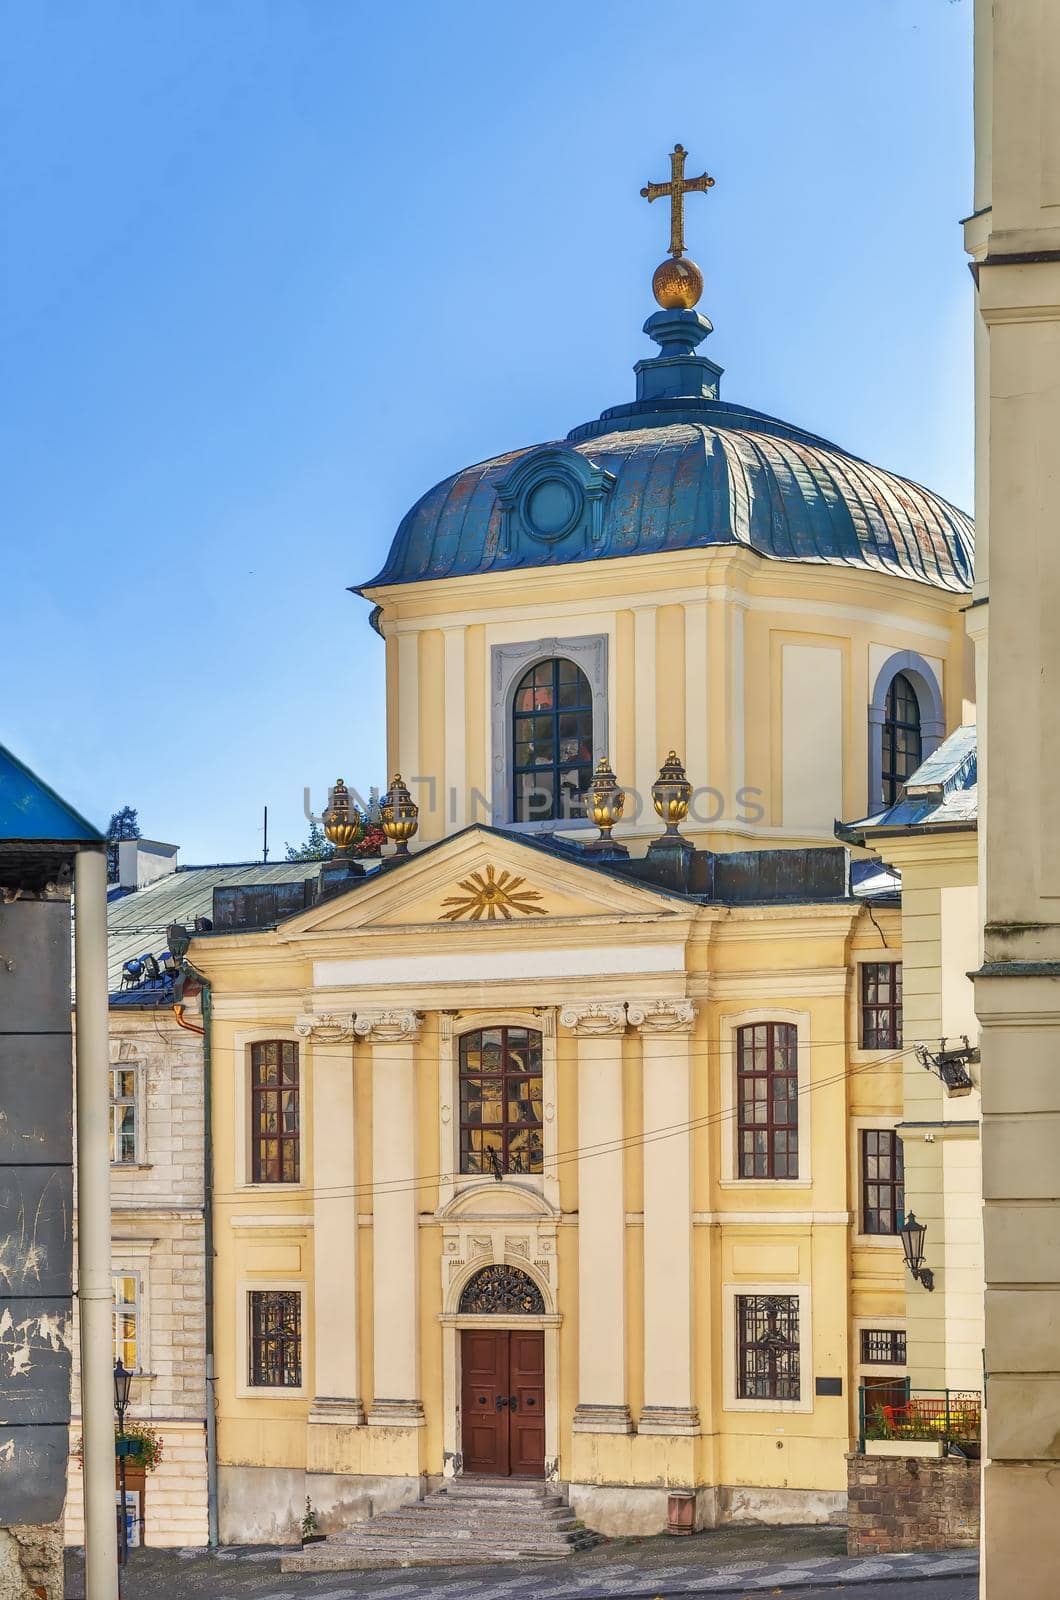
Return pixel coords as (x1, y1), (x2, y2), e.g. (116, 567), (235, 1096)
(65, 1528), (979, 1600)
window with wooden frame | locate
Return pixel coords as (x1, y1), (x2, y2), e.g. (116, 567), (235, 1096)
(881, 672), (922, 804)
(860, 961), (903, 1049)
(113, 1273), (140, 1370)
(250, 1041), (299, 1184)
(109, 1067), (138, 1164)
(736, 1294), (801, 1401)
(736, 1022), (799, 1179)
(861, 1128), (905, 1234)
(459, 1026), (543, 1176)
(247, 1289), (302, 1388)
(511, 658), (594, 823)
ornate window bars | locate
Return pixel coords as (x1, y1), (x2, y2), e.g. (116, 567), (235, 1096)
(459, 1264), (546, 1316)
(248, 1289), (302, 1387)
(736, 1294), (801, 1401)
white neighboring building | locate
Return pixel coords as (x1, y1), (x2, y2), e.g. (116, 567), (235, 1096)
(66, 845), (322, 1548)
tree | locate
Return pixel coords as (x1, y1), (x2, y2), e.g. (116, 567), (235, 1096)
(284, 822), (335, 862)
(106, 805), (141, 883)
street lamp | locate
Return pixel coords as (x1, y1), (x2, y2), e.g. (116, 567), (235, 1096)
(113, 1358), (135, 1565)
(898, 1211), (935, 1292)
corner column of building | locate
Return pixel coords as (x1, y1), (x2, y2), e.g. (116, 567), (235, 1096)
(301, 1014), (363, 1426)
(628, 998), (699, 1434)
(355, 1009), (425, 1429)
(561, 1003), (632, 1435)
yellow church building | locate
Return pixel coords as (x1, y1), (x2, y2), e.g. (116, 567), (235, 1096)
(188, 154), (975, 1545)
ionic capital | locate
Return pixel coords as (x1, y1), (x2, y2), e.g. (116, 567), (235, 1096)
(353, 1008), (423, 1044)
(627, 998), (697, 1035)
(559, 1002), (628, 1037)
(294, 1012), (356, 1042)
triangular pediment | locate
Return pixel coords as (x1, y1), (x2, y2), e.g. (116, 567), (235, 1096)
(280, 826), (687, 938)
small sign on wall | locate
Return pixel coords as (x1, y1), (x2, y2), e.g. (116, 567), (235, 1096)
(816, 1377), (843, 1396)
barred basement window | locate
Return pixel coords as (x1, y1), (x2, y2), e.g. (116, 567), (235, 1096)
(861, 1129), (905, 1235)
(251, 1041), (300, 1183)
(860, 1328), (907, 1366)
(736, 1022), (799, 1179)
(110, 1068), (138, 1164)
(861, 962), (903, 1050)
(736, 1294), (800, 1401)
(248, 1290), (302, 1388)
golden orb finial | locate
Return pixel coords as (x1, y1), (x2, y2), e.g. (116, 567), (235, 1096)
(322, 778), (364, 857)
(651, 255), (704, 310)
(379, 773), (419, 857)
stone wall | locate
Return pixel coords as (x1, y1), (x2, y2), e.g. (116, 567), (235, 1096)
(0, 1523), (63, 1600)
(846, 1451), (979, 1555)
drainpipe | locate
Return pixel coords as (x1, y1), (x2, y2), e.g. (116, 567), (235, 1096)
(175, 967), (218, 1546)
(74, 847), (120, 1600)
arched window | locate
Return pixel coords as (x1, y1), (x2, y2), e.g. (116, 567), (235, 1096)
(459, 1026), (543, 1176)
(736, 1022), (798, 1180)
(511, 658), (593, 823)
(881, 672), (923, 805)
(251, 1041), (299, 1183)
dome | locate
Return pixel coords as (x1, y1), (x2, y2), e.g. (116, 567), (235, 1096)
(360, 309), (973, 596)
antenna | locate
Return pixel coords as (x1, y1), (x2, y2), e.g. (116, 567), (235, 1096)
(262, 805), (269, 865)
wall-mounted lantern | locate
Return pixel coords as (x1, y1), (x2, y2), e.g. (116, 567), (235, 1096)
(898, 1211), (935, 1292)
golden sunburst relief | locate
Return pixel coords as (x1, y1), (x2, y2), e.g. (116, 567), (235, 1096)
(438, 864), (549, 922)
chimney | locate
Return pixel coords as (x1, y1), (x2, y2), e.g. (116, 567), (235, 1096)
(118, 839), (179, 889)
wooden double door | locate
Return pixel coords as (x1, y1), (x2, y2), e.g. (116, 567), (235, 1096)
(460, 1328), (545, 1477)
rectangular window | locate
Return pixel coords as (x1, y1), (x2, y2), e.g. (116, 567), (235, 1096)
(248, 1290), (302, 1388)
(113, 1273), (140, 1370)
(860, 1328), (907, 1365)
(861, 962), (903, 1049)
(736, 1294), (800, 1401)
(862, 1129), (905, 1234)
(109, 1069), (138, 1164)
(250, 1041), (300, 1184)
(736, 1022), (799, 1179)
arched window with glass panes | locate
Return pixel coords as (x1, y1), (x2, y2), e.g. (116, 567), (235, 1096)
(459, 1026), (543, 1177)
(511, 658), (593, 823)
(881, 672), (923, 805)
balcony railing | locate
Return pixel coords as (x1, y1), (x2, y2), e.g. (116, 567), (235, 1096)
(858, 1385), (982, 1454)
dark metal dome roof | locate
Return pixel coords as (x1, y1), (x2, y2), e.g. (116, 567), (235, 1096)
(360, 314), (973, 595)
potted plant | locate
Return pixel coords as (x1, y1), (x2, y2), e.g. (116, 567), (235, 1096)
(301, 1496), (324, 1545)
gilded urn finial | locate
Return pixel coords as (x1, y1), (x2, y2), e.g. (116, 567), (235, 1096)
(651, 750), (692, 839)
(379, 773), (419, 857)
(322, 778), (364, 858)
(641, 143), (714, 309)
(588, 757), (625, 841)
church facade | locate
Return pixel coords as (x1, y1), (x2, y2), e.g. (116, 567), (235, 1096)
(191, 168), (975, 1541)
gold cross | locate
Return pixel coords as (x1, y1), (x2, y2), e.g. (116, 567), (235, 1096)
(641, 143), (715, 259)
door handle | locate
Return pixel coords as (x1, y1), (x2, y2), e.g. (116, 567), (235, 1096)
(495, 1394), (509, 1411)
(508, 1395), (519, 1413)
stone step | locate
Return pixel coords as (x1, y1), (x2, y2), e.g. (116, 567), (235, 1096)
(282, 1545), (576, 1573)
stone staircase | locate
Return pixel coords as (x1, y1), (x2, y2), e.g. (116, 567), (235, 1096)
(280, 1476), (600, 1573)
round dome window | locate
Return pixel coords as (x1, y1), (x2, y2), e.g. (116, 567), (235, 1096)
(522, 476), (582, 542)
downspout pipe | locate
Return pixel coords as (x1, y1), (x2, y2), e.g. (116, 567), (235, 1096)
(177, 964), (218, 1547)
(74, 847), (120, 1599)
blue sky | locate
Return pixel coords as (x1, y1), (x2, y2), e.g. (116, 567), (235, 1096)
(3, 0), (973, 863)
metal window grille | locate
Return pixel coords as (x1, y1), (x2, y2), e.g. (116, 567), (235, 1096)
(250, 1041), (300, 1184)
(113, 1273), (140, 1370)
(860, 961), (903, 1049)
(511, 657), (594, 823)
(248, 1290), (302, 1388)
(109, 1068), (138, 1164)
(736, 1294), (800, 1401)
(860, 1328), (908, 1365)
(459, 1026), (544, 1176)
(862, 1129), (905, 1235)
(736, 1022), (799, 1179)
(881, 672), (922, 804)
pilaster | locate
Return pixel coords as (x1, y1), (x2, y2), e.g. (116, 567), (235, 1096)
(298, 1012), (365, 1428)
(560, 1003), (632, 1436)
(628, 998), (699, 1435)
(354, 1009), (425, 1428)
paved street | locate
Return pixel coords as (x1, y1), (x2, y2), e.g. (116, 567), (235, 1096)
(64, 1531), (978, 1600)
